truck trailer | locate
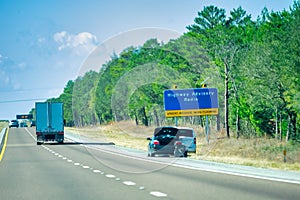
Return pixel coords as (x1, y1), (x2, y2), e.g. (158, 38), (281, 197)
(35, 102), (64, 145)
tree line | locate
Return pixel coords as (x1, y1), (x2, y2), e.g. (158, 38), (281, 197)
(32, 2), (300, 141)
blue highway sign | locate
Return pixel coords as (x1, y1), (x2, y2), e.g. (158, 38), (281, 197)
(164, 88), (219, 117)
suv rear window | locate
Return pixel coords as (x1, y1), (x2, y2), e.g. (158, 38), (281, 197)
(154, 127), (178, 137)
(177, 129), (193, 137)
(154, 127), (194, 137)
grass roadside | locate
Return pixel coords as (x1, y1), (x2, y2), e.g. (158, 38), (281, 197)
(198, 138), (300, 171)
(0, 122), (8, 130)
(66, 121), (300, 171)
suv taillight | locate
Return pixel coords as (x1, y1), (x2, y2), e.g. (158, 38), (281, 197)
(175, 141), (182, 145)
(153, 140), (159, 145)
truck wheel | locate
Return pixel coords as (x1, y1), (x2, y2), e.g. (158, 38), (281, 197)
(37, 141), (43, 145)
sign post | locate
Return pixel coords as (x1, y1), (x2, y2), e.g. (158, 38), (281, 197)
(206, 115), (210, 143)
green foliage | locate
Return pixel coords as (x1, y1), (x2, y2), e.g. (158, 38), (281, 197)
(187, 5), (226, 33)
(45, 2), (300, 140)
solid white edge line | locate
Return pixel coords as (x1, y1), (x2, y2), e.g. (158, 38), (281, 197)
(27, 131), (287, 198)
(24, 128), (36, 141)
(85, 145), (300, 185)
(25, 132), (299, 185)
(169, 162), (300, 185)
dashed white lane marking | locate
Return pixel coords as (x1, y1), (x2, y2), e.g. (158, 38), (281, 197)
(25, 129), (169, 198)
(36, 142), (169, 198)
(150, 191), (167, 197)
(123, 181), (136, 186)
(105, 174), (116, 178)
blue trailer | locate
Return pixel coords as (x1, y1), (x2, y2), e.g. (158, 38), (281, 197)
(35, 102), (64, 145)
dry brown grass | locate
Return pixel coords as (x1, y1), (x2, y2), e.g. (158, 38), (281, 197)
(66, 121), (300, 171)
(0, 121), (8, 130)
(67, 121), (150, 150)
(196, 137), (300, 171)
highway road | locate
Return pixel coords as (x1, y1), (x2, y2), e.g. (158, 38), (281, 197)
(0, 127), (299, 200)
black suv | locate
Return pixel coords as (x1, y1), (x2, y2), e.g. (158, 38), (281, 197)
(147, 126), (196, 157)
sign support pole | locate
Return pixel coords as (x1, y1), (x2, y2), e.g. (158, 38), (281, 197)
(175, 117), (178, 127)
(205, 115), (210, 144)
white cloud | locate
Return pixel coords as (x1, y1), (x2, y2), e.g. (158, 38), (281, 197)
(0, 53), (7, 64)
(0, 53), (26, 90)
(17, 62), (27, 70)
(37, 37), (46, 43)
(53, 31), (67, 45)
(53, 31), (98, 55)
(0, 70), (9, 85)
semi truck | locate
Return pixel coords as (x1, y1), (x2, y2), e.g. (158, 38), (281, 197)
(35, 102), (64, 145)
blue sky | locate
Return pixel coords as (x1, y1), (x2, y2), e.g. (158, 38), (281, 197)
(0, 0), (294, 120)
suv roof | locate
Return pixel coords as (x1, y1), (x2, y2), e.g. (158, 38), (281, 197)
(154, 126), (194, 130)
(154, 126), (195, 137)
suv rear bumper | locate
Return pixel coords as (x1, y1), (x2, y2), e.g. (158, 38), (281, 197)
(149, 145), (175, 154)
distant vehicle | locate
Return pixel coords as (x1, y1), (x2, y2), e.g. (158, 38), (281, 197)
(30, 121), (36, 127)
(19, 121), (28, 127)
(35, 102), (64, 145)
(9, 120), (19, 128)
(147, 126), (197, 157)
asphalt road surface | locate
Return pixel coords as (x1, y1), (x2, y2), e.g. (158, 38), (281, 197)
(0, 127), (299, 200)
